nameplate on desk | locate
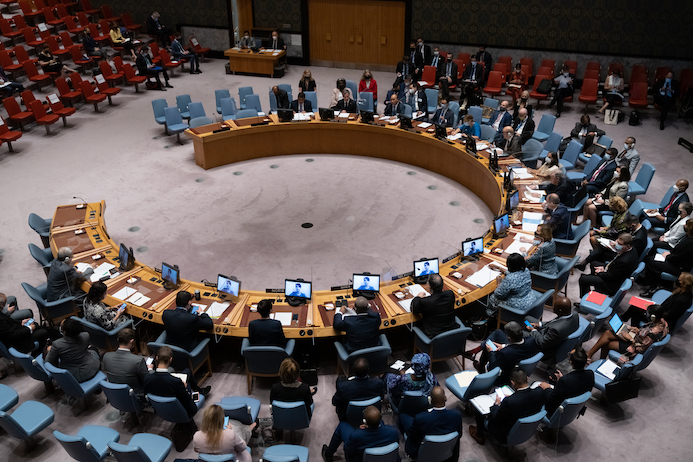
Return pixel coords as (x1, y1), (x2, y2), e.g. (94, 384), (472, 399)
(265, 288), (284, 294)
(443, 252), (460, 263)
(391, 271), (414, 281)
(331, 284), (351, 291)
(203, 281), (217, 287)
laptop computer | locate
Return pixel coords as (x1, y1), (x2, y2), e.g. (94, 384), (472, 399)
(608, 313), (635, 341)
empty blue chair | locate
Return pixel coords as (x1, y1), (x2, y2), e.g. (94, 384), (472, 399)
(532, 114), (555, 141)
(28, 212), (52, 247)
(100, 381), (143, 415)
(268, 89), (278, 113)
(413, 318), (471, 367)
(238, 86), (253, 109)
(628, 162), (655, 197)
(425, 88), (438, 114)
(22, 281), (78, 326)
(217, 396), (261, 425)
(567, 153), (602, 182)
(108, 433), (173, 462)
(28, 242), (54, 275)
(245, 94), (262, 114)
(0, 400), (54, 449)
(215, 89), (230, 113)
(520, 139), (544, 168)
(72, 316), (134, 351)
(235, 108), (258, 119)
(468, 105), (482, 125)
(175, 94), (192, 119)
(271, 400), (312, 443)
(147, 394), (205, 424)
(241, 338), (295, 393)
(505, 409), (546, 447)
(482, 97), (499, 123)
(345, 396), (382, 428)
(303, 91), (318, 111)
(220, 97), (238, 120)
(418, 431), (459, 462)
(163, 107), (189, 144)
(151, 99), (168, 131)
(54, 425), (121, 462)
(0, 384), (18, 412)
(189, 116), (213, 128)
(363, 441), (399, 462)
(445, 366), (500, 407)
(448, 101), (460, 126)
(539, 131), (562, 160)
(358, 91), (374, 113)
(335, 334), (391, 377)
(9, 347), (53, 392)
(517, 352), (544, 377)
(261, 444), (309, 462)
(554, 220), (590, 258)
(530, 255), (578, 297)
(541, 391), (591, 433)
(479, 124), (497, 141)
(188, 102), (206, 119)
(559, 140), (582, 170)
(579, 279), (632, 315)
(44, 362), (106, 411)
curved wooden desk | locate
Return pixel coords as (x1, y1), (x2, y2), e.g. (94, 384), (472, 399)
(49, 117), (540, 340)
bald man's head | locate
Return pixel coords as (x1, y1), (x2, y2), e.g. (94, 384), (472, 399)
(502, 126), (515, 140)
(518, 108), (528, 119)
(354, 296), (369, 313)
(553, 296), (572, 317)
(363, 405), (381, 428)
(430, 386), (446, 408)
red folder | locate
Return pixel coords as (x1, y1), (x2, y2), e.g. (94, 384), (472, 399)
(585, 291), (607, 304)
(628, 296), (655, 311)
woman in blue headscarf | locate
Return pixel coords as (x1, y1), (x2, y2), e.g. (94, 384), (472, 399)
(385, 352), (439, 408)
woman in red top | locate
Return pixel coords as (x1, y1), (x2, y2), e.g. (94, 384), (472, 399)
(358, 69), (378, 113)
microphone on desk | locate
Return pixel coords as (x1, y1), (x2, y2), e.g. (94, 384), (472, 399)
(73, 196), (98, 222)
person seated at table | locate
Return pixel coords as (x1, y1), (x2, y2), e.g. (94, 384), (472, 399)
(270, 358), (315, 418)
(335, 89), (357, 114)
(645, 179), (689, 231)
(542, 193), (572, 240)
(452, 114), (481, 139)
(110, 22), (137, 60)
(577, 215), (645, 272)
(402, 81), (427, 118)
(623, 272), (693, 327)
(512, 107), (535, 145)
(322, 405), (399, 462)
(578, 233), (639, 298)
(329, 78), (348, 109)
(522, 224), (558, 275)
(331, 358), (385, 421)
(488, 100), (512, 136)
(474, 321), (539, 384)
(566, 114), (605, 152)
(580, 148), (619, 195)
(599, 68), (624, 114)
(538, 346), (594, 415)
(411, 274), (456, 338)
(84, 281), (128, 331)
(586, 305), (668, 364)
(537, 170), (572, 206)
(653, 201), (693, 251)
(46, 247), (93, 302)
(239, 30), (255, 49)
(298, 69), (316, 92)
(486, 253), (536, 319)
(383, 93), (405, 117)
(162, 290), (213, 352)
(459, 80), (482, 114)
(333, 296), (381, 353)
(38, 44), (78, 80)
(497, 126), (522, 157)
(193, 404), (252, 462)
(512, 90), (533, 120)
(172, 32), (200, 75)
(527, 151), (564, 184)
(580, 165), (630, 227)
(248, 299), (286, 347)
(587, 196), (630, 248)
(358, 69), (378, 112)
(291, 92), (313, 113)
(102, 328), (150, 397)
(384, 352), (438, 409)
(431, 95), (454, 127)
(460, 54), (483, 94)
(640, 220), (693, 297)
(507, 63), (526, 101)
(46, 318), (101, 382)
(272, 85), (290, 110)
(268, 30), (286, 50)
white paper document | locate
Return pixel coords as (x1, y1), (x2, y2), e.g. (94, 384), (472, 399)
(654, 253), (666, 262)
(207, 301), (230, 319)
(454, 370), (478, 388)
(465, 264), (502, 288)
(447, 133), (462, 141)
(470, 394), (497, 415)
(75, 263), (92, 273)
(522, 211), (544, 232)
(398, 298), (414, 313)
(597, 360), (620, 380)
(272, 312), (293, 326)
(129, 294), (151, 307)
(511, 167), (534, 180)
(338, 112), (350, 118)
(171, 373), (187, 383)
(503, 240), (531, 255)
(417, 122), (432, 128)
(407, 284), (430, 298)
(113, 286), (137, 300)
(390, 360), (406, 370)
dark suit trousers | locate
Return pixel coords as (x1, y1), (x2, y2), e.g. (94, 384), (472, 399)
(551, 88), (573, 114)
(579, 273), (609, 297)
(439, 75), (454, 97)
(144, 68), (170, 84)
(478, 329), (509, 368)
(654, 93), (675, 122)
(583, 246), (616, 266)
(644, 256), (681, 287)
(646, 216), (669, 230)
(325, 422), (356, 456)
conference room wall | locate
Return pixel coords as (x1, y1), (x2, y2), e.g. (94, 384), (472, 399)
(89, 0), (229, 30)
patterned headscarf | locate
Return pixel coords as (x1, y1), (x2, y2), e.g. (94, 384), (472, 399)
(411, 353), (431, 376)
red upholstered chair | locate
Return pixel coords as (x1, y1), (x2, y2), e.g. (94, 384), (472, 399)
(149, 42), (162, 64)
(3, 96), (35, 129)
(540, 59), (556, 78)
(55, 76), (82, 105)
(76, 12), (90, 28)
(93, 74), (119, 104)
(14, 46), (38, 66)
(564, 60), (577, 75)
(29, 100), (60, 134)
(159, 49), (180, 75)
(12, 15), (29, 31)
(456, 52), (470, 65)
(59, 31), (80, 52)
(87, 23), (109, 46)
(80, 0), (101, 17)
(121, 13), (141, 36)
(0, 116), (22, 151)
(34, 0), (46, 10)
(583, 69), (599, 81)
(47, 0), (59, 7)
(529, 73), (550, 104)
(20, 89), (49, 112)
(0, 51), (23, 79)
(23, 61), (53, 90)
(70, 45), (93, 73)
(420, 65), (437, 88)
(492, 63), (507, 81)
(79, 79), (106, 111)
(578, 78), (598, 112)
(453, 59), (465, 80)
(607, 62), (624, 79)
(22, 27), (46, 49)
(0, 18), (23, 43)
(483, 70), (503, 96)
(630, 64), (648, 86)
(188, 37), (210, 60)
(47, 36), (71, 60)
(520, 57), (533, 78)
(19, 1), (44, 23)
(46, 92), (76, 126)
(63, 15), (85, 36)
(101, 5), (120, 23)
(536, 67), (552, 79)
(60, 0), (78, 12)
(55, 4), (70, 19)
(628, 82), (649, 108)
(43, 7), (65, 28)
(498, 56), (512, 77)
(655, 66), (671, 82)
(122, 63), (145, 92)
(99, 60), (123, 86)
(69, 71), (86, 89)
(112, 55), (125, 73)
(439, 51), (448, 60)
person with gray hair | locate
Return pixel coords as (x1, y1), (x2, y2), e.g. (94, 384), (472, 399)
(411, 273), (457, 337)
(654, 201), (693, 251)
(537, 169), (572, 205)
(474, 320), (539, 385)
(46, 247), (93, 301)
(543, 193), (572, 239)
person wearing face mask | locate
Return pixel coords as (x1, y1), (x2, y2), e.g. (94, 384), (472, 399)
(298, 69), (316, 92)
(613, 137), (640, 175)
(523, 296), (578, 363)
(507, 63), (526, 101)
(549, 64), (575, 117)
(358, 69), (378, 112)
(522, 224), (558, 275)
(395, 54), (412, 87)
(640, 220), (693, 297)
(566, 114), (604, 152)
(543, 193), (572, 239)
(475, 46), (492, 83)
(653, 201), (693, 251)
(461, 54), (483, 92)
(431, 96), (454, 127)
(512, 107), (535, 145)
(654, 71), (679, 130)
(489, 100), (512, 140)
(580, 165), (630, 226)
(403, 81), (428, 118)
(269, 30), (285, 50)
(384, 93), (404, 117)
(408, 40), (424, 81)
(335, 88), (357, 113)
(438, 56), (458, 99)
(513, 89), (533, 119)
(599, 68), (624, 114)
(416, 38), (431, 65)
(645, 179), (690, 230)
(536, 170), (572, 205)
(577, 232), (638, 299)
(527, 151), (565, 184)
(580, 147), (618, 195)
(623, 273), (693, 328)
(429, 47), (442, 70)
(497, 126), (522, 157)
(576, 214), (644, 272)
(329, 78), (348, 109)
(452, 114), (480, 139)
(239, 30), (255, 49)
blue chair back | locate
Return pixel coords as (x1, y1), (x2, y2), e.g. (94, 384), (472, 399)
(560, 140), (582, 169)
(345, 80), (358, 102)
(636, 334), (670, 371)
(397, 390), (429, 416)
(479, 124), (497, 141)
(583, 307), (613, 342)
(21, 281), (76, 325)
(345, 396), (382, 428)
(217, 397), (259, 425)
(400, 103), (412, 118)
(53, 430), (104, 462)
(268, 89), (278, 113)
(28, 212), (51, 235)
(190, 116), (214, 128)
(639, 237), (653, 263)
(245, 94), (262, 113)
(199, 455), (236, 462)
(235, 108), (258, 119)
(220, 97), (238, 120)
(28, 243), (54, 271)
(425, 89), (438, 114)
(554, 220), (590, 258)
(303, 91), (318, 110)
(72, 316), (132, 351)
(215, 89), (230, 113)
(535, 114), (555, 136)
(518, 352), (544, 377)
(521, 139), (543, 164)
(0, 384), (18, 412)
(109, 434), (172, 462)
(100, 381), (142, 414)
(238, 86), (253, 109)
(363, 441), (399, 462)
(418, 431), (459, 462)
(0, 410), (31, 440)
(597, 135), (613, 149)
(582, 153), (603, 178)
(543, 391), (591, 429)
(164, 106), (184, 126)
(614, 354), (642, 381)
(44, 362), (88, 398)
(271, 401), (311, 431)
(0, 339), (13, 361)
(151, 99), (167, 124)
(335, 334), (391, 377)
(416, 318), (471, 361)
(464, 367), (500, 400)
(261, 445), (309, 462)
(483, 97), (499, 111)
(358, 92), (374, 112)
(672, 303), (693, 336)
(553, 316), (589, 364)
(467, 105), (482, 125)
(448, 101), (459, 126)
(632, 163), (656, 194)
(658, 186), (677, 208)
(175, 94), (192, 118)
(540, 131), (562, 159)
(147, 394), (193, 424)
(9, 347), (51, 383)
(241, 341), (291, 376)
(506, 409), (546, 446)
(188, 102), (206, 119)
(108, 442), (152, 462)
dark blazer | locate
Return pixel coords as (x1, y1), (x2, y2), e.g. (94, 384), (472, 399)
(411, 290), (456, 338)
(273, 89), (290, 109)
(384, 101), (405, 116)
(661, 291), (693, 328)
(654, 78), (680, 99)
(429, 54), (443, 72)
(545, 204), (572, 239)
(666, 236), (693, 272)
(248, 318), (286, 347)
(345, 424), (399, 462)
(631, 225), (648, 257)
(103, 348), (150, 395)
(402, 90), (428, 115)
(135, 53), (156, 75)
(544, 369), (594, 415)
(333, 310), (381, 353)
(146, 16), (165, 35)
(586, 160), (617, 194)
(162, 307), (213, 352)
(332, 376), (386, 420)
(144, 370), (197, 418)
(419, 44), (432, 65)
(409, 48), (424, 72)
(270, 382), (313, 417)
(462, 63), (483, 82)
(528, 311), (579, 359)
(405, 408), (463, 460)
(46, 332), (101, 383)
(597, 248), (639, 295)
(432, 107), (454, 127)
(335, 98), (357, 113)
(0, 312), (35, 353)
(488, 337), (539, 385)
(268, 37), (285, 50)
(540, 176), (574, 206)
(46, 259), (82, 302)
(659, 192), (689, 228)
(290, 99), (313, 113)
(512, 116), (535, 145)
(498, 134), (523, 157)
(396, 60), (413, 77)
(570, 122), (605, 139)
(488, 387), (545, 443)
(438, 61), (458, 81)
(475, 50), (493, 72)
(488, 109), (513, 130)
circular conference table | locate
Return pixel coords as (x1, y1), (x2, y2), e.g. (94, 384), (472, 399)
(48, 114), (541, 340)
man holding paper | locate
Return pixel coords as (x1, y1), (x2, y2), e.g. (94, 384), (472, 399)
(578, 233), (638, 298)
(162, 291), (213, 352)
(46, 247), (93, 301)
(645, 179), (689, 231)
(333, 296), (381, 353)
(543, 193), (572, 239)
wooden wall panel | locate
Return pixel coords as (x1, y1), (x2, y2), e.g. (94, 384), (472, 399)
(236, 0), (254, 36)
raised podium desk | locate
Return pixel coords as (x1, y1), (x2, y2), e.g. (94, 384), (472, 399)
(223, 47), (286, 77)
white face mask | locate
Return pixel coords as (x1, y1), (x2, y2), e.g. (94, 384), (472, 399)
(533, 239), (542, 245)
(624, 143), (631, 150)
(674, 184), (681, 191)
(409, 88), (416, 94)
(433, 51), (439, 56)
(613, 243), (623, 251)
(544, 158), (551, 165)
(244, 35), (249, 39)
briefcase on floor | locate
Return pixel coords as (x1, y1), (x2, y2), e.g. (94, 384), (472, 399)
(605, 377), (642, 404)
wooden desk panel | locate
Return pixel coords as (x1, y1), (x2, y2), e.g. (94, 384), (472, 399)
(223, 48), (285, 77)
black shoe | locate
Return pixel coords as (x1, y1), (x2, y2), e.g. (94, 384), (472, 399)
(195, 68), (201, 73)
(165, 83), (173, 88)
(199, 385), (211, 397)
(556, 112), (561, 118)
(573, 302), (581, 309)
(639, 288), (656, 298)
(322, 444), (333, 462)
(575, 260), (587, 272)
(160, 87), (167, 91)
(660, 122), (665, 130)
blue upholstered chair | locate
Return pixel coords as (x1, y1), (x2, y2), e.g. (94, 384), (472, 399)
(303, 91), (318, 111)
(640, 186), (677, 235)
(628, 162), (655, 198)
(217, 396), (261, 425)
(189, 116), (214, 128)
(388, 390), (429, 416)
(238, 86), (253, 109)
(54, 425), (121, 462)
(413, 318), (471, 367)
(445, 367), (500, 410)
(566, 153), (602, 182)
(497, 289), (554, 328)
(9, 347), (53, 392)
(334, 333), (391, 377)
(467, 105), (482, 125)
(541, 391), (591, 435)
(578, 279), (632, 316)
(215, 89), (230, 113)
(188, 102), (206, 120)
(627, 334), (670, 373)
(100, 381), (143, 415)
(147, 393), (205, 424)
(220, 97), (238, 120)
(418, 432), (459, 462)
(600, 199), (643, 227)
(448, 101), (460, 126)
(268, 89), (277, 113)
(270, 400), (312, 443)
(261, 444), (309, 462)
(345, 396), (382, 428)
(547, 316), (589, 365)
(28, 242), (54, 275)
(147, 331), (212, 385)
(578, 135), (612, 164)
(0, 383), (18, 412)
(151, 99), (168, 133)
(538, 131), (562, 160)
(482, 97), (498, 123)
(520, 139), (544, 168)
(358, 91), (374, 113)
(517, 352), (544, 377)
(0, 400), (54, 449)
(425, 89), (439, 115)
(363, 441), (399, 462)
(240, 338), (295, 394)
(505, 409), (546, 447)
(402, 103), (413, 118)
(199, 454), (237, 462)
(581, 306), (613, 342)
(21, 281), (78, 326)
(532, 114), (555, 142)
(175, 94), (192, 119)
(554, 220), (591, 258)
(163, 106), (189, 144)
(235, 108), (258, 119)
(71, 316), (134, 351)
(44, 362), (106, 411)
(587, 353), (642, 393)
(108, 433), (173, 462)
(346, 80), (358, 103)
(530, 256), (578, 301)
(278, 83), (293, 102)
(559, 140), (582, 170)
(479, 124), (497, 141)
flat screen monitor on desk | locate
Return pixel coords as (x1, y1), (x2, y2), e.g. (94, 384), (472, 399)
(413, 258), (439, 284)
(161, 262), (180, 290)
(285, 279), (312, 306)
(217, 274), (240, 298)
(463, 237), (484, 258)
(360, 111), (374, 124)
(400, 116), (413, 130)
(507, 190), (519, 212)
(352, 273), (380, 300)
(319, 108), (334, 120)
(277, 109), (293, 122)
(118, 243), (135, 271)
(504, 169), (515, 191)
(494, 214), (510, 238)
(434, 123), (447, 140)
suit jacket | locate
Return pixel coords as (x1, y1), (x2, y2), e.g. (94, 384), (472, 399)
(512, 116), (535, 145)
(248, 318), (286, 347)
(0, 312), (35, 354)
(409, 48), (424, 71)
(488, 337), (539, 385)
(488, 109), (513, 131)
(631, 225), (648, 257)
(103, 348), (149, 395)
(170, 39), (187, 60)
(146, 16), (165, 35)
(543, 369), (594, 415)
(666, 236), (693, 272)
(432, 107), (454, 127)
(418, 44), (431, 65)
(475, 51), (493, 72)
(587, 160), (617, 193)
(144, 370), (197, 418)
(333, 310), (381, 353)
(135, 53), (155, 75)
(332, 376), (386, 420)
(46, 332), (101, 383)
(270, 382), (313, 417)
(569, 123), (605, 139)
(405, 408), (463, 460)
(654, 78), (679, 99)
(615, 148), (640, 175)
(46, 259), (82, 302)
(545, 204), (572, 239)
(274, 89), (290, 109)
(411, 290), (456, 338)
(528, 311), (579, 359)
(499, 135), (522, 157)
(598, 248), (639, 295)
(335, 98), (357, 113)
(384, 101), (405, 116)
(268, 37), (285, 50)
(402, 90), (428, 115)
(396, 60), (413, 77)
(290, 99), (313, 113)
(488, 386), (545, 443)
(462, 63), (483, 83)
(162, 307), (213, 352)
(661, 291), (693, 328)
(540, 177), (573, 206)
(239, 36), (256, 49)
(345, 424), (399, 462)
(429, 54), (443, 71)
(659, 191), (689, 228)
(438, 61), (458, 81)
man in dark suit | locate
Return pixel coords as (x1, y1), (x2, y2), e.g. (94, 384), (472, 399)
(0, 310), (50, 357)
(513, 107), (535, 145)
(429, 47), (442, 72)
(335, 89), (357, 114)
(146, 11), (172, 47)
(46, 247), (92, 301)
(646, 179), (689, 230)
(469, 368), (545, 445)
(476, 321), (539, 385)
(384, 93), (405, 117)
(581, 148), (618, 195)
(411, 274), (456, 338)
(403, 386), (463, 461)
(577, 215), (646, 271)
(461, 54), (483, 94)
(488, 100), (513, 135)
(333, 296), (381, 353)
(136, 45), (172, 90)
(497, 127), (522, 157)
(539, 346), (594, 415)
(248, 299), (286, 347)
(408, 41), (424, 81)
(415, 37), (431, 66)
(549, 64), (575, 117)
(327, 406), (399, 462)
(291, 92), (313, 113)
(402, 81), (428, 118)
(524, 297), (579, 363)
(432, 96), (454, 127)
(272, 86), (290, 110)
(568, 114), (605, 151)
(269, 30), (286, 50)
(475, 46), (492, 83)
(578, 233), (639, 297)
(544, 193), (572, 239)
(103, 328), (150, 396)
(438, 56), (458, 99)
(162, 291), (213, 352)
(654, 71), (679, 129)
(539, 171), (573, 205)
(395, 55), (413, 87)
(331, 358), (386, 420)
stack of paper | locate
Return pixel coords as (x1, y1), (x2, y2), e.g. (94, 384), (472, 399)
(89, 262), (117, 282)
(407, 285), (430, 298)
(75, 262), (92, 273)
(272, 312), (293, 326)
(454, 370), (479, 388)
(293, 112), (314, 121)
(654, 253), (666, 262)
(398, 298), (414, 312)
(207, 301), (229, 319)
(597, 360), (620, 380)
(126, 292), (151, 307)
(113, 286), (137, 300)
(390, 360), (406, 370)
(447, 133), (462, 141)
(470, 394), (497, 415)
(522, 211), (544, 232)
(466, 264), (502, 288)
(502, 239), (531, 255)
(389, 118), (399, 124)
(418, 122), (432, 128)
(511, 168), (534, 180)
(338, 112), (350, 118)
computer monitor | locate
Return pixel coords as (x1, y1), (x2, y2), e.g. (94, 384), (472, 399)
(217, 274), (240, 297)
(277, 108), (293, 122)
(285, 279), (312, 306)
(414, 258), (439, 277)
(507, 190), (519, 212)
(465, 134), (477, 156)
(489, 148), (499, 171)
(493, 214), (510, 237)
(434, 123), (447, 139)
(352, 273), (380, 300)
(400, 115), (413, 130)
(161, 262), (180, 289)
(463, 237), (484, 257)
(118, 243), (134, 271)
(360, 110), (374, 124)
(319, 107), (334, 120)
(504, 169), (515, 191)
